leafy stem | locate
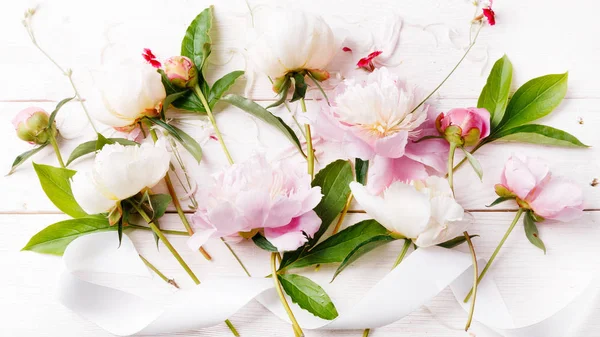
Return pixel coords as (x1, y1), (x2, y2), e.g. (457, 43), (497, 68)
(48, 134), (65, 168)
(300, 98), (314, 179)
(138, 254), (180, 288)
(128, 200), (201, 284)
(464, 208), (524, 302)
(271, 253), (304, 337)
(463, 231), (478, 331)
(147, 127), (212, 261)
(392, 239), (412, 269)
(447, 143), (457, 194)
(193, 85), (234, 165)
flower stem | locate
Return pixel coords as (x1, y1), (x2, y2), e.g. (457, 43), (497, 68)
(128, 224), (189, 236)
(138, 254), (180, 289)
(409, 22), (484, 115)
(450, 142), (485, 176)
(193, 85), (234, 165)
(221, 237), (251, 277)
(129, 201), (200, 284)
(447, 143), (457, 194)
(362, 329), (371, 337)
(148, 128), (212, 260)
(271, 253), (304, 337)
(300, 98), (314, 180)
(332, 193), (353, 235)
(463, 231), (478, 331)
(464, 209), (524, 303)
(392, 239), (412, 269)
(48, 134), (65, 168)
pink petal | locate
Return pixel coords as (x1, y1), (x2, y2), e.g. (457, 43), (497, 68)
(342, 132), (376, 160)
(367, 156), (428, 195)
(373, 131), (408, 158)
(264, 211), (322, 252)
(529, 178), (584, 222)
(404, 138), (449, 174)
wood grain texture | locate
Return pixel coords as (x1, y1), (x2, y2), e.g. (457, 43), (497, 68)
(1, 0), (600, 336)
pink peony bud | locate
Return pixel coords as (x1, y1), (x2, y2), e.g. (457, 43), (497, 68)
(436, 107), (490, 146)
(496, 155), (584, 222)
(164, 56), (198, 88)
(12, 107), (56, 145)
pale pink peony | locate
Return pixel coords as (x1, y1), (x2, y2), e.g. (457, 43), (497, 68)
(188, 154), (322, 252)
(311, 67), (448, 194)
(497, 155), (584, 221)
(436, 107), (490, 146)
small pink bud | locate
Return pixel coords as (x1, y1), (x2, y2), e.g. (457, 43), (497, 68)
(12, 107), (56, 145)
(482, 7), (496, 26)
(164, 56), (198, 88)
(436, 107), (491, 146)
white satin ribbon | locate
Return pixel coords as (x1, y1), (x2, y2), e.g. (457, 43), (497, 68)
(58, 232), (597, 336)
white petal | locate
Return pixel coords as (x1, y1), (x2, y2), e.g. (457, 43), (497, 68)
(71, 171), (116, 214)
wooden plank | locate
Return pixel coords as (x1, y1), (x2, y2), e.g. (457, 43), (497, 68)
(3, 211), (600, 336)
(2, 0), (600, 101)
(1, 98), (597, 213)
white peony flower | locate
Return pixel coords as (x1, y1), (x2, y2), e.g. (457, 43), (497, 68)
(248, 7), (337, 79)
(72, 141), (171, 214)
(93, 60), (166, 129)
(350, 176), (465, 247)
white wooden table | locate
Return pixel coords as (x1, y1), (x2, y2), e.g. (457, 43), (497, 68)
(1, 0), (600, 336)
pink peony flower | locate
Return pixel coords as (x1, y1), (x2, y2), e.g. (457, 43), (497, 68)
(496, 155), (584, 221)
(311, 67), (448, 194)
(164, 56), (198, 88)
(188, 154), (322, 252)
(12, 107), (55, 145)
(436, 107), (490, 146)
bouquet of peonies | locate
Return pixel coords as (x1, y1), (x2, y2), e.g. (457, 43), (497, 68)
(12, 2), (589, 337)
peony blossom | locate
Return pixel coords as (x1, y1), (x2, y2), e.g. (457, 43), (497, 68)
(188, 154), (322, 252)
(496, 155), (584, 221)
(93, 60), (166, 129)
(12, 107), (55, 145)
(311, 67), (448, 194)
(71, 141), (171, 214)
(436, 107), (490, 146)
(164, 56), (198, 88)
(248, 7), (337, 80)
(350, 176), (465, 247)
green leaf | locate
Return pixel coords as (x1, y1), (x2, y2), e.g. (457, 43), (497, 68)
(437, 235), (479, 249)
(331, 234), (396, 281)
(486, 196), (513, 208)
(278, 274), (338, 320)
(290, 73), (307, 102)
(147, 118), (183, 141)
(33, 163), (87, 218)
(524, 211), (546, 253)
(495, 124), (588, 147)
(266, 77), (291, 109)
(158, 69), (206, 113)
(22, 216), (112, 255)
(252, 233), (278, 252)
(169, 125), (203, 163)
(66, 136), (137, 166)
(8, 143), (48, 175)
(95, 133), (112, 151)
(461, 148), (483, 181)
(282, 219), (389, 270)
(162, 91), (189, 118)
(478, 55), (513, 128)
(48, 97), (75, 127)
(355, 158), (369, 185)
(309, 160), (354, 245)
(149, 194), (172, 220)
(209, 70), (244, 109)
(181, 6), (213, 70)
(222, 94), (305, 157)
(496, 73), (568, 133)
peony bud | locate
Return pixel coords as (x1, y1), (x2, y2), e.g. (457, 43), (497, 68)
(12, 107), (56, 145)
(164, 56), (198, 88)
(436, 107), (490, 146)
